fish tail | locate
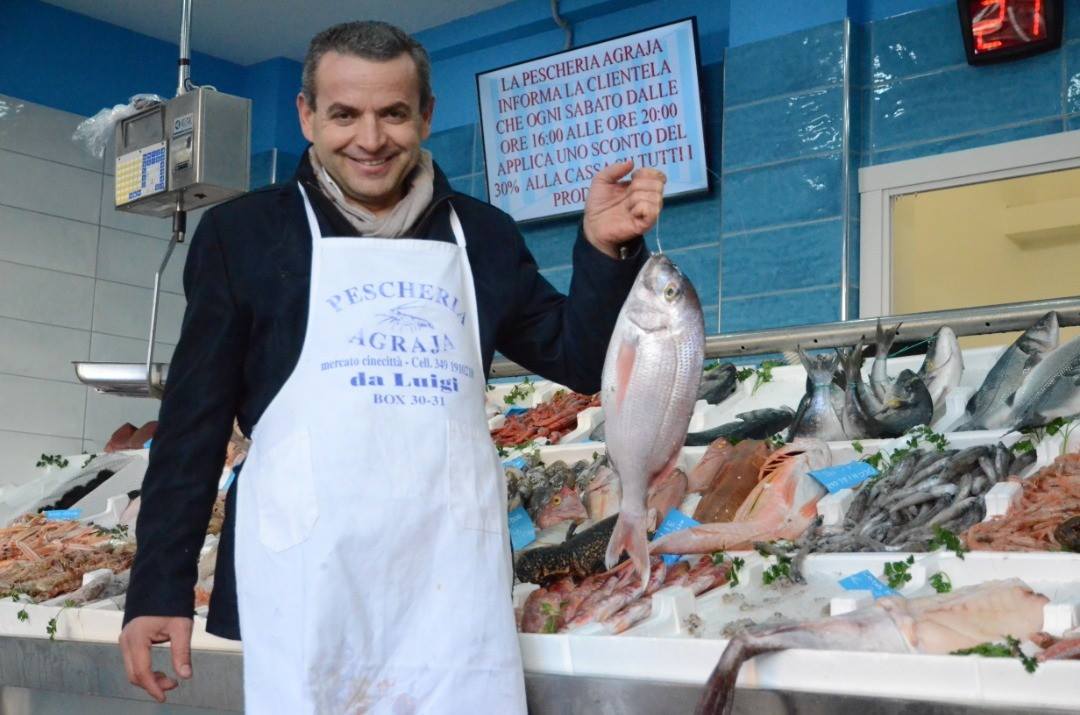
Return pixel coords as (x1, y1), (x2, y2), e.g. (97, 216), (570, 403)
(695, 636), (780, 715)
(605, 511), (650, 594)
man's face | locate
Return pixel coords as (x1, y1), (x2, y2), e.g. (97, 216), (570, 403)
(298, 51), (433, 215)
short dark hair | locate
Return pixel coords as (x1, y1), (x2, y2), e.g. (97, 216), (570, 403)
(301, 21), (433, 112)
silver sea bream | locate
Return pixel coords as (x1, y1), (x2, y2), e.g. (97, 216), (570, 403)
(600, 254), (705, 594)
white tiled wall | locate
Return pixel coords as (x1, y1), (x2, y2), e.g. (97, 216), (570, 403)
(0, 94), (189, 485)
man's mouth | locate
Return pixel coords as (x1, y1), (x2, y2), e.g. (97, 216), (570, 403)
(347, 155), (393, 167)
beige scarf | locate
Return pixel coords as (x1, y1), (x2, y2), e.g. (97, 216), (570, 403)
(309, 147), (435, 237)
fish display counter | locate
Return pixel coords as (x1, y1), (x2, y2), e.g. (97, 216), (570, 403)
(1, 312), (1080, 713)
(498, 309), (1080, 714)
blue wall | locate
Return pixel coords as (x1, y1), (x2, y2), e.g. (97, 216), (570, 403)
(0, 0), (306, 162)
(5, 0), (1080, 337)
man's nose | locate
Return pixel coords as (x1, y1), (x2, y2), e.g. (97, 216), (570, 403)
(354, 114), (384, 153)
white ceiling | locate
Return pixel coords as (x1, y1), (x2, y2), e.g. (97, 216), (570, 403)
(42, 0), (517, 65)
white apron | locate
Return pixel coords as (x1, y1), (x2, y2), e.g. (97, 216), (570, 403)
(233, 185), (526, 714)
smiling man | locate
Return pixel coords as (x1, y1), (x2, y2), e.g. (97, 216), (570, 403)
(120, 20), (664, 713)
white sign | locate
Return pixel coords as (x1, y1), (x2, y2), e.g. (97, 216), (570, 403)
(476, 19), (709, 222)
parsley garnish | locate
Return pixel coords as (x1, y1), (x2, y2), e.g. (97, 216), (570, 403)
(952, 635), (1038, 673)
(711, 552), (746, 588)
(883, 555), (915, 589)
(46, 599), (78, 640)
(929, 526), (968, 560)
(929, 572), (952, 594)
(16, 609), (28, 622)
(36, 454), (69, 469)
(504, 377), (535, 406)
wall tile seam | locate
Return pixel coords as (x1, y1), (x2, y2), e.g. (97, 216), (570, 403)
(1062, 36), (1070, 115)
(721, 150), (842, 176)
(722, 216), (843, 239)
(0, 427), (89, 443)
(0, 368), (85, 386)
(863, 43), (1079, 90)
(0, 312), (181, 342)
(723, 283), (842, 302)
(0, 259), (187, 298)
(0, 146), (101, 173)
(722, 82), (845, 113)
(869, 115), (1069, 154)
(0, 315), (178, 350)
(0, 200), (180, 244)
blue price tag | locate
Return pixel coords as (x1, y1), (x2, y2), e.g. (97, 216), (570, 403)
(44, 508), (82, 521)
(505, 406), (529, 417)
(839, 570), (898, 599)
(508, 506), (536, 551)
(143, 438), (153, 449)
(810, 461), (878, 493)
(651, 509), (700, 565)
(502, 456), (528, 471)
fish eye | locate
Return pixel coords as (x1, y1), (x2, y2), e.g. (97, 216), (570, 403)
(663, 282), (680, 302)
(552, 495), (562, 505)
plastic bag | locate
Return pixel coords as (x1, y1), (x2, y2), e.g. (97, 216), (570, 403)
(72, 93), (165, 159)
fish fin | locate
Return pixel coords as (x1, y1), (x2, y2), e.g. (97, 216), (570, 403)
(695, 636), (782, 715)
(604, 511), (650, 594)
(1004, 392), (1016, 407)
(614, 339), (637, 411)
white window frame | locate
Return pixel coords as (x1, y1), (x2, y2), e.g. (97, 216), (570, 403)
(858, 130), (1080, 318)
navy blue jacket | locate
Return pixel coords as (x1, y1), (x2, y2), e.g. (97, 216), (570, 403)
(123, 152), (646, 639)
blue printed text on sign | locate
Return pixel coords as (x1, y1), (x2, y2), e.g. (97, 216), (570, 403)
(809, 461), (879, 494)
(477, 19), (708, 222)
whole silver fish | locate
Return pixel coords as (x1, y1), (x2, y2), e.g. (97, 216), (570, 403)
(870, 320), (901, 402)
(788, 348), (846, 441)
(857, 368), (933, 438)
(839, 343), (873, 440)
(960, 311), (1059, 430)
(600, 254), (705, 594)
(918, 326), (963, 416)
(1009, 334), (1080, 429)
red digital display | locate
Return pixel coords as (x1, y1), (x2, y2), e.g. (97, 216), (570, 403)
(958, 0), (1063, 64)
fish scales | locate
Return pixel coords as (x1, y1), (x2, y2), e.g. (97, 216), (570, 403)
(601, 254), (705, 595)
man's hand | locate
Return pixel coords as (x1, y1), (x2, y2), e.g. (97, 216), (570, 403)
(583, 160), (666, 258)
(119, 616), (193, 703)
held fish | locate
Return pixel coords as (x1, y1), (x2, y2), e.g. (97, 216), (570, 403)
(788, 349), (846, 442)
(960, 311), (1059, 430)
(684, 408), (795, 447)
(696, 579), (1049, 715)
(600, 254), (705, 594)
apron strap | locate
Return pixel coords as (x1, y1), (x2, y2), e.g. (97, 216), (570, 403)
(296, 184), (323, 241)
(448, 204), (466, 249)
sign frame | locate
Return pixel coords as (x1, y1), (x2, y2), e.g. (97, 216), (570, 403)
(474, 17), (712, 224)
